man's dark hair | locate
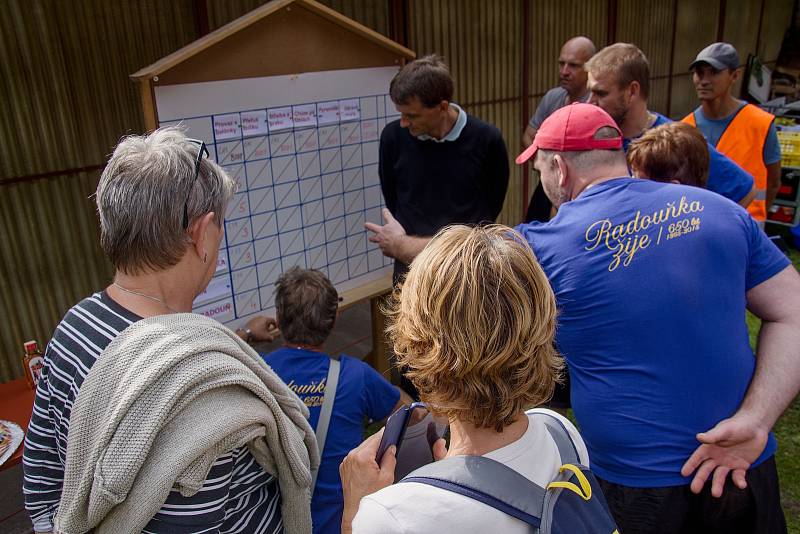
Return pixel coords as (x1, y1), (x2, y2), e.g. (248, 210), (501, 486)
(389, 54), (454, 107)
(274, 267), (338, 346)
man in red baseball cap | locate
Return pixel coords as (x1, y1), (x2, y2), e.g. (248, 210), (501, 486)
(515, 102), (799, 534)
(515, 102), (624, 207)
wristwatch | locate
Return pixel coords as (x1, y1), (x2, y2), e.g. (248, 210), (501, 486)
(237, 327), (253, 343)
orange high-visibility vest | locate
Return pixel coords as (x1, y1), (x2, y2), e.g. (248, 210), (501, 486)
(683, 104), (774, 222)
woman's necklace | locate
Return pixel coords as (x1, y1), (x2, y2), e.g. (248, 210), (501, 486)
(285, 343), (325, 353)
(112, 282), (179, 313)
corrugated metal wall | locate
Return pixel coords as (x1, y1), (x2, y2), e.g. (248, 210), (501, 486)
(0, 1), (199, 381)
(0, 0), (793, 381)
(206, 0), (390, 34)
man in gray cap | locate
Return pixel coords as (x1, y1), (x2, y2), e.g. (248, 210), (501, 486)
(682, 42), (782, 227)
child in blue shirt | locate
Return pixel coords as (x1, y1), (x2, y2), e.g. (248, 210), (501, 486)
(250, 267), (407, 534)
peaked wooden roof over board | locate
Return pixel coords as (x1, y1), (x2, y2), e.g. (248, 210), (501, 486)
(131, 0), (415, 87)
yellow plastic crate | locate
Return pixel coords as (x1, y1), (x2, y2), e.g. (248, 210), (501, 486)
(778, 131), (800, 158)
(783, 154), (800, 168)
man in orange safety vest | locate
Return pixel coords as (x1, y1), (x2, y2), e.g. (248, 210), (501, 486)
(682, 42), (782, 226)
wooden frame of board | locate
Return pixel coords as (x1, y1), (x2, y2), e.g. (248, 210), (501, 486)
(131, 0), (415, 378)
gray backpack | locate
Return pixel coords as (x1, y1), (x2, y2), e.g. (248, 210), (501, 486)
(399, 413), (619, 534)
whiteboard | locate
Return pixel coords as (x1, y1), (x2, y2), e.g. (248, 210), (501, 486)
(155, 66), (401, 328)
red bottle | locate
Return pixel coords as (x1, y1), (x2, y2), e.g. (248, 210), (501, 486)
(22, 340), (45, 389)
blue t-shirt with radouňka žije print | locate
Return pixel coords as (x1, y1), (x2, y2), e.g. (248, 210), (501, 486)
(263, 347), (400, 534)
(623, 112), (754, 204)
(515, 177), (789, 487)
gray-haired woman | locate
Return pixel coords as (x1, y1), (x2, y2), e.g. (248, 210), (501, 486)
(22, 127), (317, 534)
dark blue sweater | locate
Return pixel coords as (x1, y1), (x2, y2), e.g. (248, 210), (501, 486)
(378, 115), (509, 276)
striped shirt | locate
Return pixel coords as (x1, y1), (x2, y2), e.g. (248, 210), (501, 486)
(22, 291), (283, 533)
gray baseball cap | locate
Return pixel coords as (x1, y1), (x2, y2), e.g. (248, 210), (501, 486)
(689, 42), (740, 71)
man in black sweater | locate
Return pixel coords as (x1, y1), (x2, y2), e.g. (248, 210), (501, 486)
(366, 55), (509, 282)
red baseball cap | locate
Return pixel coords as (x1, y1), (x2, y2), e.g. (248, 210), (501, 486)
(515, 103), (623, 165)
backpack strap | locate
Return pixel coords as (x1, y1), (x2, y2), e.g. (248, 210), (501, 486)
(400, 455), (545, 528)
(535, 412), (580, 465)
(311, 356), (341, 490)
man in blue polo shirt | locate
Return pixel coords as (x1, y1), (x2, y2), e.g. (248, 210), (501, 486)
(257, 267), (410, 534)
(514, 102), (800, 533)
(584, 43), (757, 208)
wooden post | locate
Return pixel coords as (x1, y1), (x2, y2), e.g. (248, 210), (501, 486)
(607, 0), (618, 45)
(716, 0), (727, 42)
(192, 0), (210, 38)
(665, 0), (679, 117)
(521, 0), (531, 221)
(366, 292), (393, 380)
(754, 0), (766, 58)
(139, 79), (158, 132)
(388, 0), (409, 47)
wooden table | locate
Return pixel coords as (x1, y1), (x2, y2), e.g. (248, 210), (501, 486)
(0, 377), (36, 470)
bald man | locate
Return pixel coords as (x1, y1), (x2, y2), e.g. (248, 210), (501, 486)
(522, 36), (596, 223)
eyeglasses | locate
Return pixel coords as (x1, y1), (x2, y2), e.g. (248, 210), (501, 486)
(183, 139), (210, 230)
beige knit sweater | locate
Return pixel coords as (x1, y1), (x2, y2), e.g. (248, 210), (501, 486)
(53, 313), (319, 534)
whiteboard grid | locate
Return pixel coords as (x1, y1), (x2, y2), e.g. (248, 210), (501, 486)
(164, 93), (400, 326)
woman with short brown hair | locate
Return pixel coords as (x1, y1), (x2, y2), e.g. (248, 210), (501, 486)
(340, 224), (589, 534)
(627, 121), (710, 188)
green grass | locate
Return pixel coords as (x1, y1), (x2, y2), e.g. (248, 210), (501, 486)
(752, 246), (800, 532)
(776, 401), (800, 532)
